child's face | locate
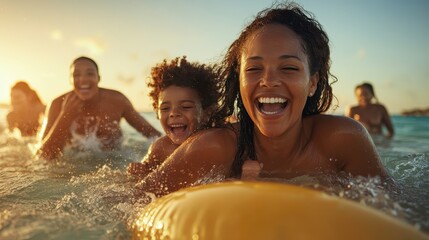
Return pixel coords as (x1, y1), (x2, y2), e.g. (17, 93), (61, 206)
(158, 85), (204, 145)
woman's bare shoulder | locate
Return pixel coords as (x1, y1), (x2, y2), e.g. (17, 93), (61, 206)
(6, 111), (15, 122)
(308, 115), (382, 175)
(373, 103), (389, 112)
(35, 102), (46, 113)
(309, 114), (370, 148)
(312, 114), (365, 134)
(310, 114), (372, 155)
(348, 105), (360, 111)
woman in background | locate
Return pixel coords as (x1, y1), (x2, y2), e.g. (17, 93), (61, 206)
(7, 81), (46, 137)
(346, 82), (394, 138)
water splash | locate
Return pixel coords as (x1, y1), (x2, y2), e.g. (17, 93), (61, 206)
(1, 114), (428, 238)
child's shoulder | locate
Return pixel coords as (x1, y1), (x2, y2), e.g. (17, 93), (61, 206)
(192, 127), (237, 142)
(151, 136), (174, 149)
(147, 136), (178, 162)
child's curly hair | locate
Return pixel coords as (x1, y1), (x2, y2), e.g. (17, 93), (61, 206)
(148, 56), (221, 127)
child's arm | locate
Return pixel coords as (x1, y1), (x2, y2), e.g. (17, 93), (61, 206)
(128, 136), (172, 179)
(137, 128), (237, 197)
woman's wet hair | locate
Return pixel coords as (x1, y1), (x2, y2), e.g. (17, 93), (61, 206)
(11, 81), (43, 105)
(215, 2), (337, 176)
(356, 82), (378, 102)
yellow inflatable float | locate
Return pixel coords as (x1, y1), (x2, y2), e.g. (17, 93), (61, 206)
(132, 181), (428, 240)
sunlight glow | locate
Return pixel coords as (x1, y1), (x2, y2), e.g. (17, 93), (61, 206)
(74, 37), (107, 55)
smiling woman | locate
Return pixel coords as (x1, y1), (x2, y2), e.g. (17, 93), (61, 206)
(37, 56), (161, 160)
(135, 3), (395, 198)
(6, 81), (46, 136)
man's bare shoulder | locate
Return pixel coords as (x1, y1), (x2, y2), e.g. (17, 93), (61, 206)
(97, 88), (132, 109)
(48, 92), (72, 111)
(99, 88), (127, 100)
(50, 92), (70, 104)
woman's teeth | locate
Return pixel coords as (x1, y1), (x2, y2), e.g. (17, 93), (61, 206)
(257, 97), (287, 115)
(79, 84), (91, 90)
(258, 97), (286, 104)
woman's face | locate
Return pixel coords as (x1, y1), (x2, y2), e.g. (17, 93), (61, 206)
(158, 85), (204, 145)
(355, 86), (373, 106)
(71, 59), (100, 101)
(239, 24), (318, 137)
(10, 89), (28, 110)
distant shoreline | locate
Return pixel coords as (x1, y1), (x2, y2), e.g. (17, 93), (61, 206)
(1, 102), (428, 117)
(401, 107), (429, 117)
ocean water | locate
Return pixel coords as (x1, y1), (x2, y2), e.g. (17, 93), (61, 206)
(0, 108), (428, 239)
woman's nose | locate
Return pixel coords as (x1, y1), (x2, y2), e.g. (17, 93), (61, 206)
(260, 69), (280, 87)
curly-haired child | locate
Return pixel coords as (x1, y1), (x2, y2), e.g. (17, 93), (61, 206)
(128, 56), (221, 179)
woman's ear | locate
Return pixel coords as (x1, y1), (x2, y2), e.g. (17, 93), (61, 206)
(309, 72), (319, 96)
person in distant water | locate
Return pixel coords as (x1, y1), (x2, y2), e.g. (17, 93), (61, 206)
(7, 81), (46, 137)
(128, 56), (221, 179)
(346, 82), (394, 138)
(37, 56), (161, 160)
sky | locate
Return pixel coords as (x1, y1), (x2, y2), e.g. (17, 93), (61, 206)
(1, 0), (428, 114)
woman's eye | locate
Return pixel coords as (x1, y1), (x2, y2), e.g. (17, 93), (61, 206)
(281, 66), (298, 71)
